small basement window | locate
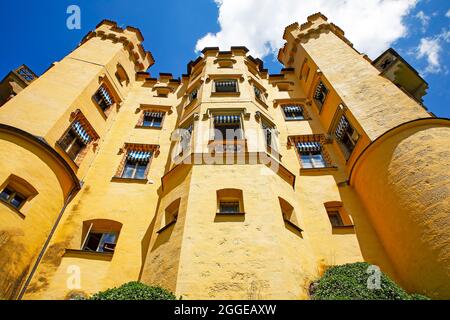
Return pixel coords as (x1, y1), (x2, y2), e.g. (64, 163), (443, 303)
(324, 201), (354, 228)
(217, 189), (244, 215)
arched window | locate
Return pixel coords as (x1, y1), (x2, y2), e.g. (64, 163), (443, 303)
(115, 63), (129, 87)
(80, 219), (122, 253)
(0, 174), (38, 213)
(216, 189), (244, 215)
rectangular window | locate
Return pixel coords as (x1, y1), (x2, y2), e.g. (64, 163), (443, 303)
(283, 105), (305, 120)
(188, 88), (198, 102)
(142, 111), (164, 128)
(214, 115), (242, 140)
(261, 120), (274, 149)
(83, 232), (118, 253)
(328, 211), (345, 227)
(214, 79), (238, 93)
(59, 121), (91, 162)
(335, 115), (359, 158)
(313, 81), (328, 110)
(297, 141), (327, 168)
(121, 150), (152, 179)
(219, 201), (240, 214)
(254, 85), (263, 101)
(179, 123), (194, 155)
(0, 186), (26, 209)
(93, 85), (115, 112)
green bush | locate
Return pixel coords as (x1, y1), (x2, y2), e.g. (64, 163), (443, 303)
(89, 281), (176, 300)
(311, 262), (430, 300)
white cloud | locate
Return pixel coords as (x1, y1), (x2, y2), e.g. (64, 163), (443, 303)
(446, 9), (450, 18)
(416, 30), (450, 74)
(415, 11), (430, 32)
(195, 0), (418, 59)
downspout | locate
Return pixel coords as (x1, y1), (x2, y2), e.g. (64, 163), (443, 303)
(17, 185), (80, 300)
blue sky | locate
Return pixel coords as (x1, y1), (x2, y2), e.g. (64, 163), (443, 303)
(0, 0), (448, 117)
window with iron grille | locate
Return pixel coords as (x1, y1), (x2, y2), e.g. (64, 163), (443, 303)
(0, 186), (26, 210)
(283, 105), (305, 120)
(121, 150), (153, 180)
(213, 115), (242, 140)
(335, 114), (359, 158)
(296, 141), (327, 168)
(142, 111), (164, 128)
(93, 85), (115, 112)
(58, 121), (92, 162)
(214, 79), (238, 93)
(313, 81), (328, 110)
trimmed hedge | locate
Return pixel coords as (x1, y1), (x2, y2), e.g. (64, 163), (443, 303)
(89, 281), (176, 300)
(311, 262), (429, 300)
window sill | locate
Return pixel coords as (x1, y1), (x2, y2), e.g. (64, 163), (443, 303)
(211, 92), (240, 97)
(331, 224), (356, 234)
(135, 125), (162, 130)
(111, 176), (150, 184)
(0, 200), (26, 219)
(156, 220), (177, 234)
(283, 219), (303, 233)
(216, 212), (245, 216)
(300, 166), (338, 175)
(284, 118), (311, 122)
(64, 249), (114, 261)
(255, 97), (269, 108)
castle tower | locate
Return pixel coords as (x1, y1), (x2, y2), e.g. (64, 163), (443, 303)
(0, 20), (152, 299)
(0, 14), (448, 300)
(279, 13), (450, 298)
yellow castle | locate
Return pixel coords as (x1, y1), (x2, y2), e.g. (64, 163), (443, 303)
(0, 13), (448, 300)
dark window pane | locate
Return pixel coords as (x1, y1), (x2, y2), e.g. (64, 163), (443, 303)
(215, 125), (241, 140)
(135, 164), (148, 179)
(220, 202), (240, 213)
(98, 233), (117, 253)
(0, 187), (13, 201)
(59, 130), (76, 151)
(10, 194), (25, 208)
(122, 161), (136, 178)
(84, 233), (102, 251)
(215, 80), (237, 93)
(328, 211), (344, 227)
(67, 139), (84, 161)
